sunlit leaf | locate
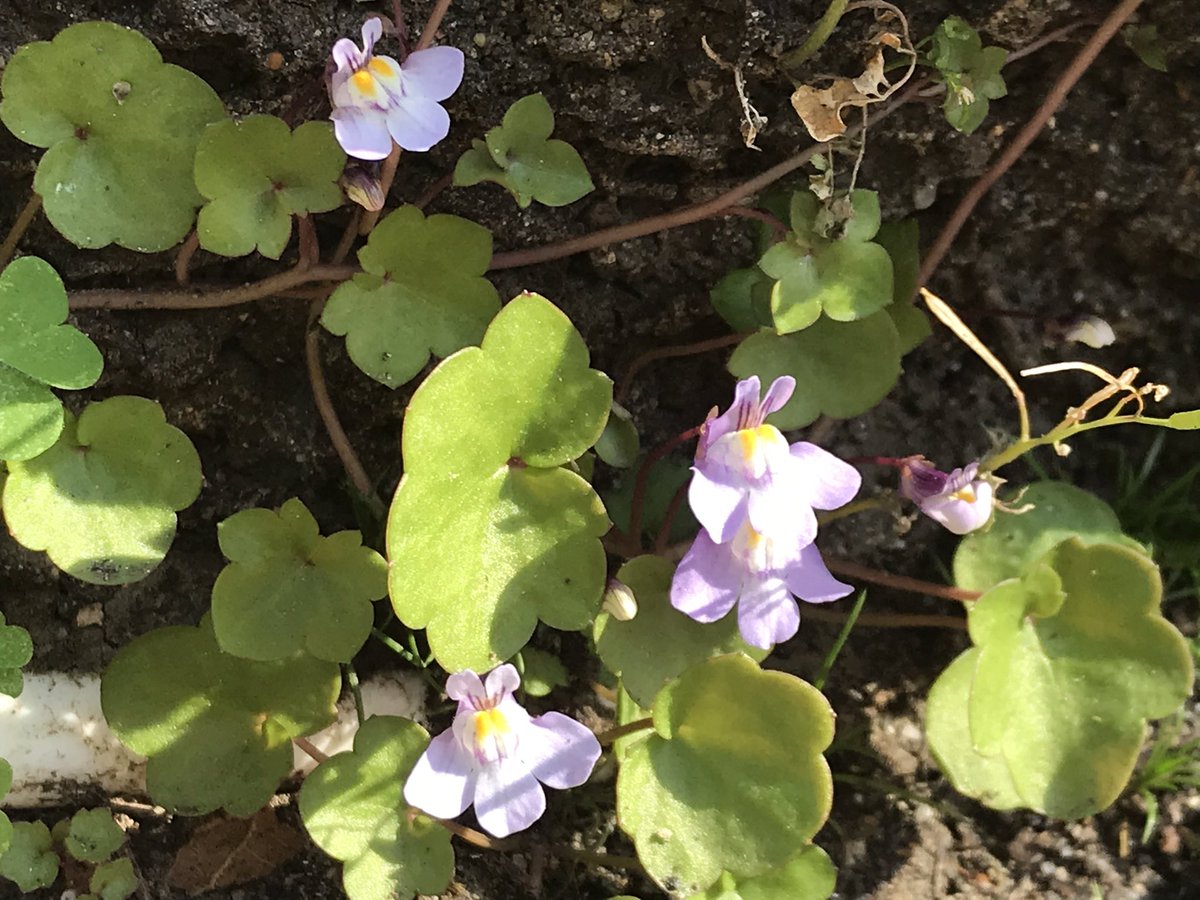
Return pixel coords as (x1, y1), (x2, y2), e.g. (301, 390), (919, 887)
(388, 293), (611, 672)
(212, 498), (387, 662)
(89, 858), (137, 900)
(101, 615), (339, 816)
(0, 821), (58, 892)
(0, 21), (225, 251)
(690, 845), (837, 900)
(709, 267), (773, 332)
(0, 613), (32, 699)
(300, 716), (454, 900)
(518, 647), (569, 698)
(321, 205), (500, 388)
(453, 93), (593, 208)
(0, 257), (102, 461)
(618, 654), (834, 895)
(64, 808), (124, 863)
(2, 396), (202, 584)
(195, 116), (345, 259)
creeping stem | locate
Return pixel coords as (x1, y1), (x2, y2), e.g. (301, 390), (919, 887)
(0, 191), (42, 270)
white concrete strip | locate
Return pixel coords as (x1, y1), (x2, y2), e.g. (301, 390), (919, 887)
(1, 672), (427, 807)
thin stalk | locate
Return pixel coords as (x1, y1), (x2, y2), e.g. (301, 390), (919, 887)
(814, 589), (867, 690)
(294, 736), (329, 764)
(373, 626), (423, 666)
(800, 604), (967, 631)
(779, 0), (850, 71)
(415, 173), (454, 210)
(0, 192), (42, 269)
(628, 425), (703, 550)
(304, 300), (377, 500)
(823, 557), (980, 603)
(615, 332), (749, 405)
(596, 716), (655, 746)
(435, 815), (517, 851)
(417, 0), (454, 50)
(653, 480), (690, 556)
(342, 662), (366, 726)
(916, 0), (1147, 293)
(174, 231), (199, 285)
(69, 264), (356, 311)
(544, 845), (643, 871)
(816, 494), (893, 526)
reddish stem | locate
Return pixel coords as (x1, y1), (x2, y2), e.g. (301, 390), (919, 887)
(654, 480), (690, 555)
(615, 332), (750, 406)
(174, 231), (199, 285)
(628, 425), (703, 552)
(824, 557), (981, 603)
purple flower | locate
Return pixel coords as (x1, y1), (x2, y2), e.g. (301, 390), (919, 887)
(689, 376), (862, 547)
(900, 457), (994, 535)
(671, 524), (853, 649)
(329, 18), (465, 159)
(403, 665), (601, 838)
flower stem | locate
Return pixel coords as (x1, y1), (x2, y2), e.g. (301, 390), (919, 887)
(816, 494), (894, 526)
(434, 815), (518, 851)
(174, 231), (199, 285)
(544, 845), (643, 872)
(294, 736), (329, 764)
(801, 604), (967, 631)
(0, 191), (41, 270)
(615, 332), (749, 406)
(596, 716), (655, 746)
(342, 662), (366, 726)
(823, 557), (980, 603)
(372, 627), (422, 665)
(653, 480), (690, 556)
(417, 0), (454, 50)
(813, 589), (867, 691)
(627, 425), (703, 553)
(778, 0), (849, 72)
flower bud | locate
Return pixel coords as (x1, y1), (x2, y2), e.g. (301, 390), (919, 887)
(340, 163), (385, 211)
(602, 578), (638, 621)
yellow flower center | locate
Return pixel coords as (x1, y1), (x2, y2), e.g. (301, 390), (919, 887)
(950, 486), (977, 503)
(473, 708), (511, 750)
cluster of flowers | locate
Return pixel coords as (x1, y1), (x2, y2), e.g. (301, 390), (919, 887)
(670, 376), (862, 649)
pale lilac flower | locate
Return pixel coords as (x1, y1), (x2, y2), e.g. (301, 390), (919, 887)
(403, 665), (600, 838)
(671, 523), (853, 649)
(689, 376), (862, 547)
(329, 18), (465, 159)
(900, 457), (994, 535)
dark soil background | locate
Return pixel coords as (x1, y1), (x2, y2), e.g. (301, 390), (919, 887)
(2, 0), (1199, 897)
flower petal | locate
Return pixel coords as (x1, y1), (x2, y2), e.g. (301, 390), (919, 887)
(760, 376), (796, 416)
(331, 107), (393, 160)
(746, 482), (817, 548)
(484, 664), (520, 701)
(403, 729), (478, 819)
(671, 531), (742, 622)
(361, 17), (384, 56)
(688, 465), (748, 543)
(736, 575), (796, 648)
(784, 543), (853, 603)
(401, 46), (466, 101)
(385, 97), (451, 152)
(788, 442), (862, 510)
(521, 712), (601, 790)
(922, 480), (994, 534)
(703, 376), (761, 450)
(332, 38), (363, 73)
(473, 760), (546, 838)
(446, 670), (485, 702)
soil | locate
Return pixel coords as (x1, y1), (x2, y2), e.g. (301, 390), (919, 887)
(2, 0), (1199, 898)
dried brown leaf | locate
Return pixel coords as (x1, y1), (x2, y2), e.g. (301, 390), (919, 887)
(168, 808), (304, 896)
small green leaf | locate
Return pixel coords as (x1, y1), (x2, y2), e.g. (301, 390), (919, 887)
(0, 613), (33, 698)
(928, 541), (1194, 818)
(299, 716), (454, 900)
(2, 396), (202, 584)
(729, 313), (901, 429)
(873, 219), (930, 354)
(594, 402), (640, 469)
(389, 293), (611, 672)
(602, 456), (699, 545)
(90, 858), (137, 900)
(101, 615), (339, 816)
(518, 647), (569, 697)
(973, 47), (1009, 99)
(929, 16), (983, 73)
(953, 481), (1129, 592)
(840, 190), (882, 243)
(617, 654), (834, 895)
(195, 116), (345, 259)
(690, 845), (837, 900)
(65, 808), (124, 863)
(212, 498), (387, 662)
(0, 22), (225, 251)
(943, 92), (990, 136)
(0, 760), (12, 855)
(0, 821), (58, 892)
(595, 556), (767, 707)
(454, 93), (593, 208)
(1165, 410), (1200, 430)
(321, 205), (500, 388)
(1123, 24), (1168, 72)
(0, 257), (103, 461)
(710, 267), (773, 332)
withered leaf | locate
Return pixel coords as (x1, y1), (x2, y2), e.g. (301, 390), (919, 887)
(168, 808), (304, 896)
(791, 47), (891, 143)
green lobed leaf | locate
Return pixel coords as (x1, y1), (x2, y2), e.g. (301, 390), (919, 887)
(89, 858), (138, 900)
(101, 615), (340, 816)
(594, 402), (640, 469)
(617, 654), (835, 895)
(195, 116), (346, 259)
(0, 612), (33, 698)
(943, 92), (990, 136)
(728, 313), (901, 429)
(321, 205), (500, 388)
(2, 396), (202, 584)
(0, 759), (11, 855)
(929, 16), (983, 73)
(873, 219), (931, 354)
(0, 257), (103, 461)
(212, 498), (387, 662)
(299, 716), (454, 900)
(953, 481), (1130, 592)
(518, 647), (569, 697)
(453, 93), (594, 208)
(0, 21), (225, 251)
(0, 821), (58, 892)
(928, 540), (1194, 818)
(65, 808), (125, 863)
(710, 267), (774, 332)
(595, 556), (768, 708)
(690, 844), (837, 900)
(388, 294), (612, 672)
